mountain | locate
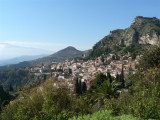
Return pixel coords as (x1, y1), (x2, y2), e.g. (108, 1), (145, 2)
(0, 43), (52, 60)
(89, 16), (160, 58)
(34, 46), (84, 63)
(0, 54), (48, 66)
(0, 46), (84, 70)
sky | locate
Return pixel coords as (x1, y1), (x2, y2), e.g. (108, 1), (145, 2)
(0, 0), (160, 59)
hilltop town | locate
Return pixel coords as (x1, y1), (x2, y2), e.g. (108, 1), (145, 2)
(29, 53), (141, 92)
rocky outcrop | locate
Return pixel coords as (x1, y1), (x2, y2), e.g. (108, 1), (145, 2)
(89, 16), (160, 58)
(139, 33), (160, 45)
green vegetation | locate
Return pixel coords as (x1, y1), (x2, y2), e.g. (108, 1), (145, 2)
(117, 44), (151, 56)
(1, 44), (160, 119)
(70, 110), (137, 120)
(75, 78), (87, 96)
(105, 68), (160, 119)
(0, 69), (46, 90)
(0, 85), (11, 111)
(104, 46), (160, 119)
(0, 79), (89, 120)
(139, 45), (160, 70)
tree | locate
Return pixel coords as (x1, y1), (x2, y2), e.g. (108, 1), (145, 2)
(98, 80), (115, 98)
(90, 73), (107, 90)
(75, 78), (80, 95)
(68, 68), (72, 75)
(107, 72), (112, 83)
(0, 85), (10, 110)
(112, 55), (116, 60)
(131, 52), (136, 60)
(120, 66), (125, 87)
(9, 84), (14, 92)
(79, 80), (82, 95)
(139, 46), (160, 70)
(81, 82), (87, 93)
(116, 74), (120, 82)
(101, 56), (104, 63)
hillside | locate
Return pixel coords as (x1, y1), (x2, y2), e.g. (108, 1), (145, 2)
(89, 16), (160, 58)
(34, 46), (84, 63)
(0, 46), (84, 70)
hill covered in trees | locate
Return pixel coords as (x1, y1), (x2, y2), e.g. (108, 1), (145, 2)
(0, 69), (48, 90)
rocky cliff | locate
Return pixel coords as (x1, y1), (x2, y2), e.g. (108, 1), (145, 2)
(89, 16), (160, 58)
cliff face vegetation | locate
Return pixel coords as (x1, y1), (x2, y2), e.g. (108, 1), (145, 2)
(89, 16), (160, 58)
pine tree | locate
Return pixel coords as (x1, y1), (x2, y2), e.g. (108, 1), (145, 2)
(120, 66), (125, 87)
(116, 74), (119, 82)
(75, 78), (79, 95)
(81, 82), (87, 93)
(107, 72), (112, 83)
(79, 80), (82, 95)
(68, 68), (72, 75)
(0, 85), (10, 107)
(101, 56), (104, 63)
(9, 84), (14, 92)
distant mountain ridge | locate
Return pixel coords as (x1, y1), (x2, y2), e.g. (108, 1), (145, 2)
(0, 43), (52, 60)
(0, 54), (48, 66)
(0, 46), (84, 70)
(89, 16), (160, 58)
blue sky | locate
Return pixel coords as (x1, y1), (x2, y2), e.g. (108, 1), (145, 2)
(0, 0), (160, 55)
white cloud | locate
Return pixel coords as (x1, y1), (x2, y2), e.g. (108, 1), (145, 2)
(0, 44), (6, 51)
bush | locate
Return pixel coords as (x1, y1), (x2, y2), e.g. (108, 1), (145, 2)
(105, 68), (160, 119)
(0, 78), (89, 120)
(69, 110), (137, 120)
(139, 46), (160, 70)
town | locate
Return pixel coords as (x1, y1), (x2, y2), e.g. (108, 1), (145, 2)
(29, 53), (142, 93)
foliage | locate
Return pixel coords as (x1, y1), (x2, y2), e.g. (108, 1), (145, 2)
(104, 46), (160, 119)
(0, 69), (47, 90)
(0, 78), (89, 120)
(2, 37), (160, 119)
(9, 84), (14, 91)
(89, 73), (107, 90)
(105, 68), (160, 119)
(120, 67), (125, 87)
(75, 78), (87, 96)
(75, 78), (81, 95)
(81, 82), (87, 93)
(0, 85), (11, 111)
(69, 110), (137, 120)
(139, 45), (160, 70)
(85, 73), (116, 113)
